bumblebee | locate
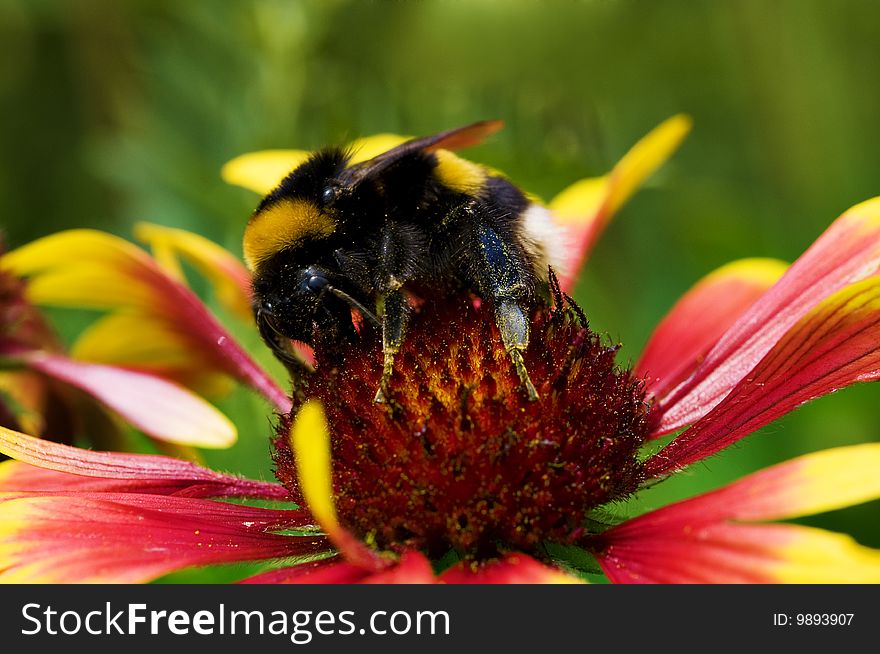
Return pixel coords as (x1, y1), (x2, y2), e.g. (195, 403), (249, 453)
(244, 121), (566, 401)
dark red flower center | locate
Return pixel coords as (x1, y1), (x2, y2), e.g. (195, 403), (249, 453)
(273, 291), (651, 560)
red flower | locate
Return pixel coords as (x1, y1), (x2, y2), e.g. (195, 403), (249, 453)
(1, 117), (879, 583)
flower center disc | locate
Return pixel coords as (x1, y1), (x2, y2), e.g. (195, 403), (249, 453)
(274, 293), (650, 559)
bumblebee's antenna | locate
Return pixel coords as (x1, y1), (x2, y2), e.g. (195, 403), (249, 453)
(325, 286), (382, 328)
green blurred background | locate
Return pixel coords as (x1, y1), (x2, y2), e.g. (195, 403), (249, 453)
(2, 0), (879, 574)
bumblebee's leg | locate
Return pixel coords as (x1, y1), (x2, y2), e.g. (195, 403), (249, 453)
(374, 284), (408, 403)
(471, 219), (539, 401)
(373, 225), (421, 402)
(495, 299), (538, 401)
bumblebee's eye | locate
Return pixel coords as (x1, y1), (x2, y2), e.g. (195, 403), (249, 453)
(321, 186), (335, 205)
(307, 274), (328, 293)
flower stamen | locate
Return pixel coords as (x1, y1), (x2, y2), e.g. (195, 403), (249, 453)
(274, 287), (651, 561)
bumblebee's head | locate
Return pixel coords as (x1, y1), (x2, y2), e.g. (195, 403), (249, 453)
(252, 255), (352, 345)
(245, 148), (360, 346)
(242, 148), (352, 273)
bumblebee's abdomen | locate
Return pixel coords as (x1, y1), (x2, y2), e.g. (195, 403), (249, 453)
(432, 149), (488, 195)
(518, 203), (569, 281)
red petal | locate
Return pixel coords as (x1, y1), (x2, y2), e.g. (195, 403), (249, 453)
(0, 492), (325, 583)
(361, 551), (436, 584)
(647, 277), (880, 476)
(636, 259), (787, 401)
(0, 426), (289, 499)
(239, 552), (435, 584)
(239, 558), (367, 584)
(597, 445), (880, 583)
(597, 523), (781, 583)
(653, 198), (880, 434)
(440, 553), (583, 584)
(599, 521), (880, 584)
(649, 444), (880, 526)
(8, 348), (238, 448)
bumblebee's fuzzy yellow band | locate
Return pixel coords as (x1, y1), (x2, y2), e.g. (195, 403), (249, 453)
(243, 198), (336, 271)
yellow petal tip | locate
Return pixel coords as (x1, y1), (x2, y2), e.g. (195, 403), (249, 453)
(290, 400), (339, 534)
(221, 149), (311, 195)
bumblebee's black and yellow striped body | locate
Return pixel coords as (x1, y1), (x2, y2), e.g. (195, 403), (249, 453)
(245, 121), (564, 401)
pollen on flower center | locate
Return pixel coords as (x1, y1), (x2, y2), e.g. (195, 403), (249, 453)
(272, 289), (651, 560)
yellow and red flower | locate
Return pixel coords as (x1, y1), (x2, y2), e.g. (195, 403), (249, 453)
(0, 242), (249, 448)
(0, 427), (323, 583)
(2, 227), (289, 414)
(1, 117), (879, 583)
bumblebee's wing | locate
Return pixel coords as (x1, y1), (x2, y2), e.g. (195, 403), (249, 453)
(339, 120), (503, 189)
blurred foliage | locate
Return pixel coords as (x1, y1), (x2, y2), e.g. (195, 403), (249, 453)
(2, 0), (879, 569)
